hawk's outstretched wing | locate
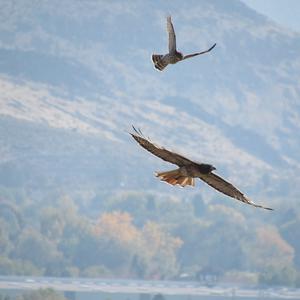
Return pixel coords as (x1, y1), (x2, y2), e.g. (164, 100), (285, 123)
(130, 126), (195, 167)
(130, 126), (273, 211)
(198, 172), (273, 210)
(183, 43), (216, 60)
(167, 16), (176, 54)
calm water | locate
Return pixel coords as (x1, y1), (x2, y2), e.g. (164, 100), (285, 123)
(0, 276), (299, 300)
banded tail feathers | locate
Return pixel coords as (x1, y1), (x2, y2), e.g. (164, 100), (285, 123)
(155, 169), (195, 187)
(152, 54), (167, 71)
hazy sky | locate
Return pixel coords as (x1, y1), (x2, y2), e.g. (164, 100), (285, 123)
(242, 0), (300, 32)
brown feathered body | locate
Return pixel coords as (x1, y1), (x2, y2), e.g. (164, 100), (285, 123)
(156, 164), (214, 187)
(130, 126), (273, 210)
(152, 52), (183, 71)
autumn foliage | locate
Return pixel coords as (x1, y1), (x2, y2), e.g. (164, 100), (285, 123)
(0, 190), (300, 286)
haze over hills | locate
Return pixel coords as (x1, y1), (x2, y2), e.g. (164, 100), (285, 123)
(0, 0), (300, 207)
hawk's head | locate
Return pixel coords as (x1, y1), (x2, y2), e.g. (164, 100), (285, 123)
(175, 51), (183, 61)
(199, 164), (216, 174)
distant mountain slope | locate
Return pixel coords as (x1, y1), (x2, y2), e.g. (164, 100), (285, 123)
(0, 0), (300, 203)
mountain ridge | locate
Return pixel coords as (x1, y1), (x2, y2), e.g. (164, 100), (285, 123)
(0, 0), (300, 205)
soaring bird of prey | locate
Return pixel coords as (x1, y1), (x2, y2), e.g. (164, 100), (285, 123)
(130, 127), (273, 210)
(152, 16), (216, 71)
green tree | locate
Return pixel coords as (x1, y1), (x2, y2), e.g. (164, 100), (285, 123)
(138, 221), (182, 279)
(0, 201), (23, 238)
(175, 205), (248, 275)
(16, 288), (66, 300)
(0, 220), (12, 256)
(93, 211), (140, 273)
(81, 265), (111, 278)
(0, 256), (41, 276)
(259, 265), (297, 286)
(246, 225), (294, 271)
(13, 228), (62, 269)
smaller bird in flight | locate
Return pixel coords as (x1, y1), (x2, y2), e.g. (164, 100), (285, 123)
(130, 126), (273, 210)
(152, 16), (216, 71)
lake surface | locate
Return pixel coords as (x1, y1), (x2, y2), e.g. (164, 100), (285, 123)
(0, 276), (299, 300)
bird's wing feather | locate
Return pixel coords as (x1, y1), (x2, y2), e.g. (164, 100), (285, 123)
(183, 43), (216, 60)
(167, 16), (176, 54)
(130, 126), (196, 167)
(199, 172), (273, 210)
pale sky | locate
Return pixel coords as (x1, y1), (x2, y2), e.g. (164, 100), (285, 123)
(242, 0), (300, 32)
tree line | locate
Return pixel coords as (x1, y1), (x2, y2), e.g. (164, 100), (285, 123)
(0, 186), (299, 286)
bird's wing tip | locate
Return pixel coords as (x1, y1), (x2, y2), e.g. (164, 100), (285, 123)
(209, 43), (217, 51)
(131, 125), (146, 138)
(254, 203), (274, 211)
(264, 207), (274, 211)
(132, 125), (139, 135)
(244, 196), (273, 211)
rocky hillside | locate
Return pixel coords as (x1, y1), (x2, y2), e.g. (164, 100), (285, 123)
(0, 0), (300, 207)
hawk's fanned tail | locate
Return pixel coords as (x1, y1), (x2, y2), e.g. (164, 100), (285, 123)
(152, 54), (168, 71)
(155, 169), (195, 187)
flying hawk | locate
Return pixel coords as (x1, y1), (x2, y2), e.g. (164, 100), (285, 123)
(152, 16), (216, 71)
(130, 126), (273, 210)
